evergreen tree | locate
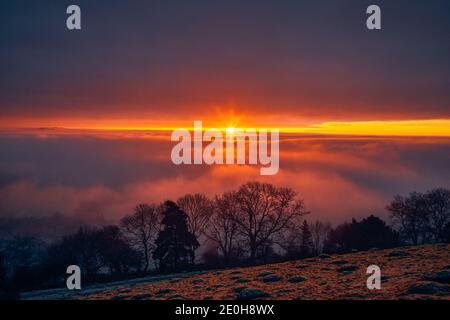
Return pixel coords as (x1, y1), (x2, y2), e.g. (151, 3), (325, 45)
(153, 201), (199, 272)
(300, 220), (313, 257)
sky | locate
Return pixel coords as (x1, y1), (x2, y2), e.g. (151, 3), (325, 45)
(0, 0), (449, 130)
(0, 1), (449, 225)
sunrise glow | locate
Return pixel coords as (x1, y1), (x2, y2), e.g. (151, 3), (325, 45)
(2, 118), (450, 137)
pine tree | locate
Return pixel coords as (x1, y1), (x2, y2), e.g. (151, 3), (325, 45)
(153, 201), (199, 272)
(300, 220), (313, 258)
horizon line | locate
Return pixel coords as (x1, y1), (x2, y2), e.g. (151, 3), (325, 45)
(1, 119), (450, 137)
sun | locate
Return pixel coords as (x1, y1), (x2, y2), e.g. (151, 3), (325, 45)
(226, 127), (236, 134)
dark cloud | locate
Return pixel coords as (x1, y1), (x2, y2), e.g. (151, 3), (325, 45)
(0, 0), (449, 121)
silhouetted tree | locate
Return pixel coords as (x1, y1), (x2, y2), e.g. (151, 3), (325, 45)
(97, 226), (140, 275)
(41, 226), (139, 286)
(177, 194), (213, 262)
(300, 221), (313, 257)
(153, 201), (199, 272)
(9, 184), (450, 293)
(387, 188), (450, 244)
(120, 204), (161, 271)
(72, 227), (104, 276)
(387, 193), (427, 245)
(275, 217), (304, 259)
(177, 194), (213, 238)
(423, 188), (450, 242)
(46, 227), (103, 278)
(359, 215), (399, 249)
(229, 182), (308, 261)
(326, 221), (353, 252)
(327, 215), (399, 252)
(206, 193), (241, 265)
(310, 220), (332, 255)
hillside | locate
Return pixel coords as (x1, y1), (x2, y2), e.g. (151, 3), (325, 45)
(24, 244), (450, 300)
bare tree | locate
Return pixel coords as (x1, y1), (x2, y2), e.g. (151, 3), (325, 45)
(229, 182), (308, 261)
(387, 193), (425, 245)
(205, 192), (241, 264)
(423, 188), (450, 242)
(177, 194), (213, 262)
(387, 189), (450, 244)
(310, 220), (332, 255)
(47, 227), (104, 276)
(96, 226), (141, 275)
(177, 194), (213, 240)
(120, 204), (161, 272)
(272, 216), (304, 258)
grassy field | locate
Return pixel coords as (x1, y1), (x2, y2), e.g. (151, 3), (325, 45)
(33, 244), (448, 300)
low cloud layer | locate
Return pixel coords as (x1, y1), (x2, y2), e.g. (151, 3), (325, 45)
(1, 131), (449, 224)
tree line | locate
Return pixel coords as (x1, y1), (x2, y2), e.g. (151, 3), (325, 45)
(1, 183), (450, 297)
